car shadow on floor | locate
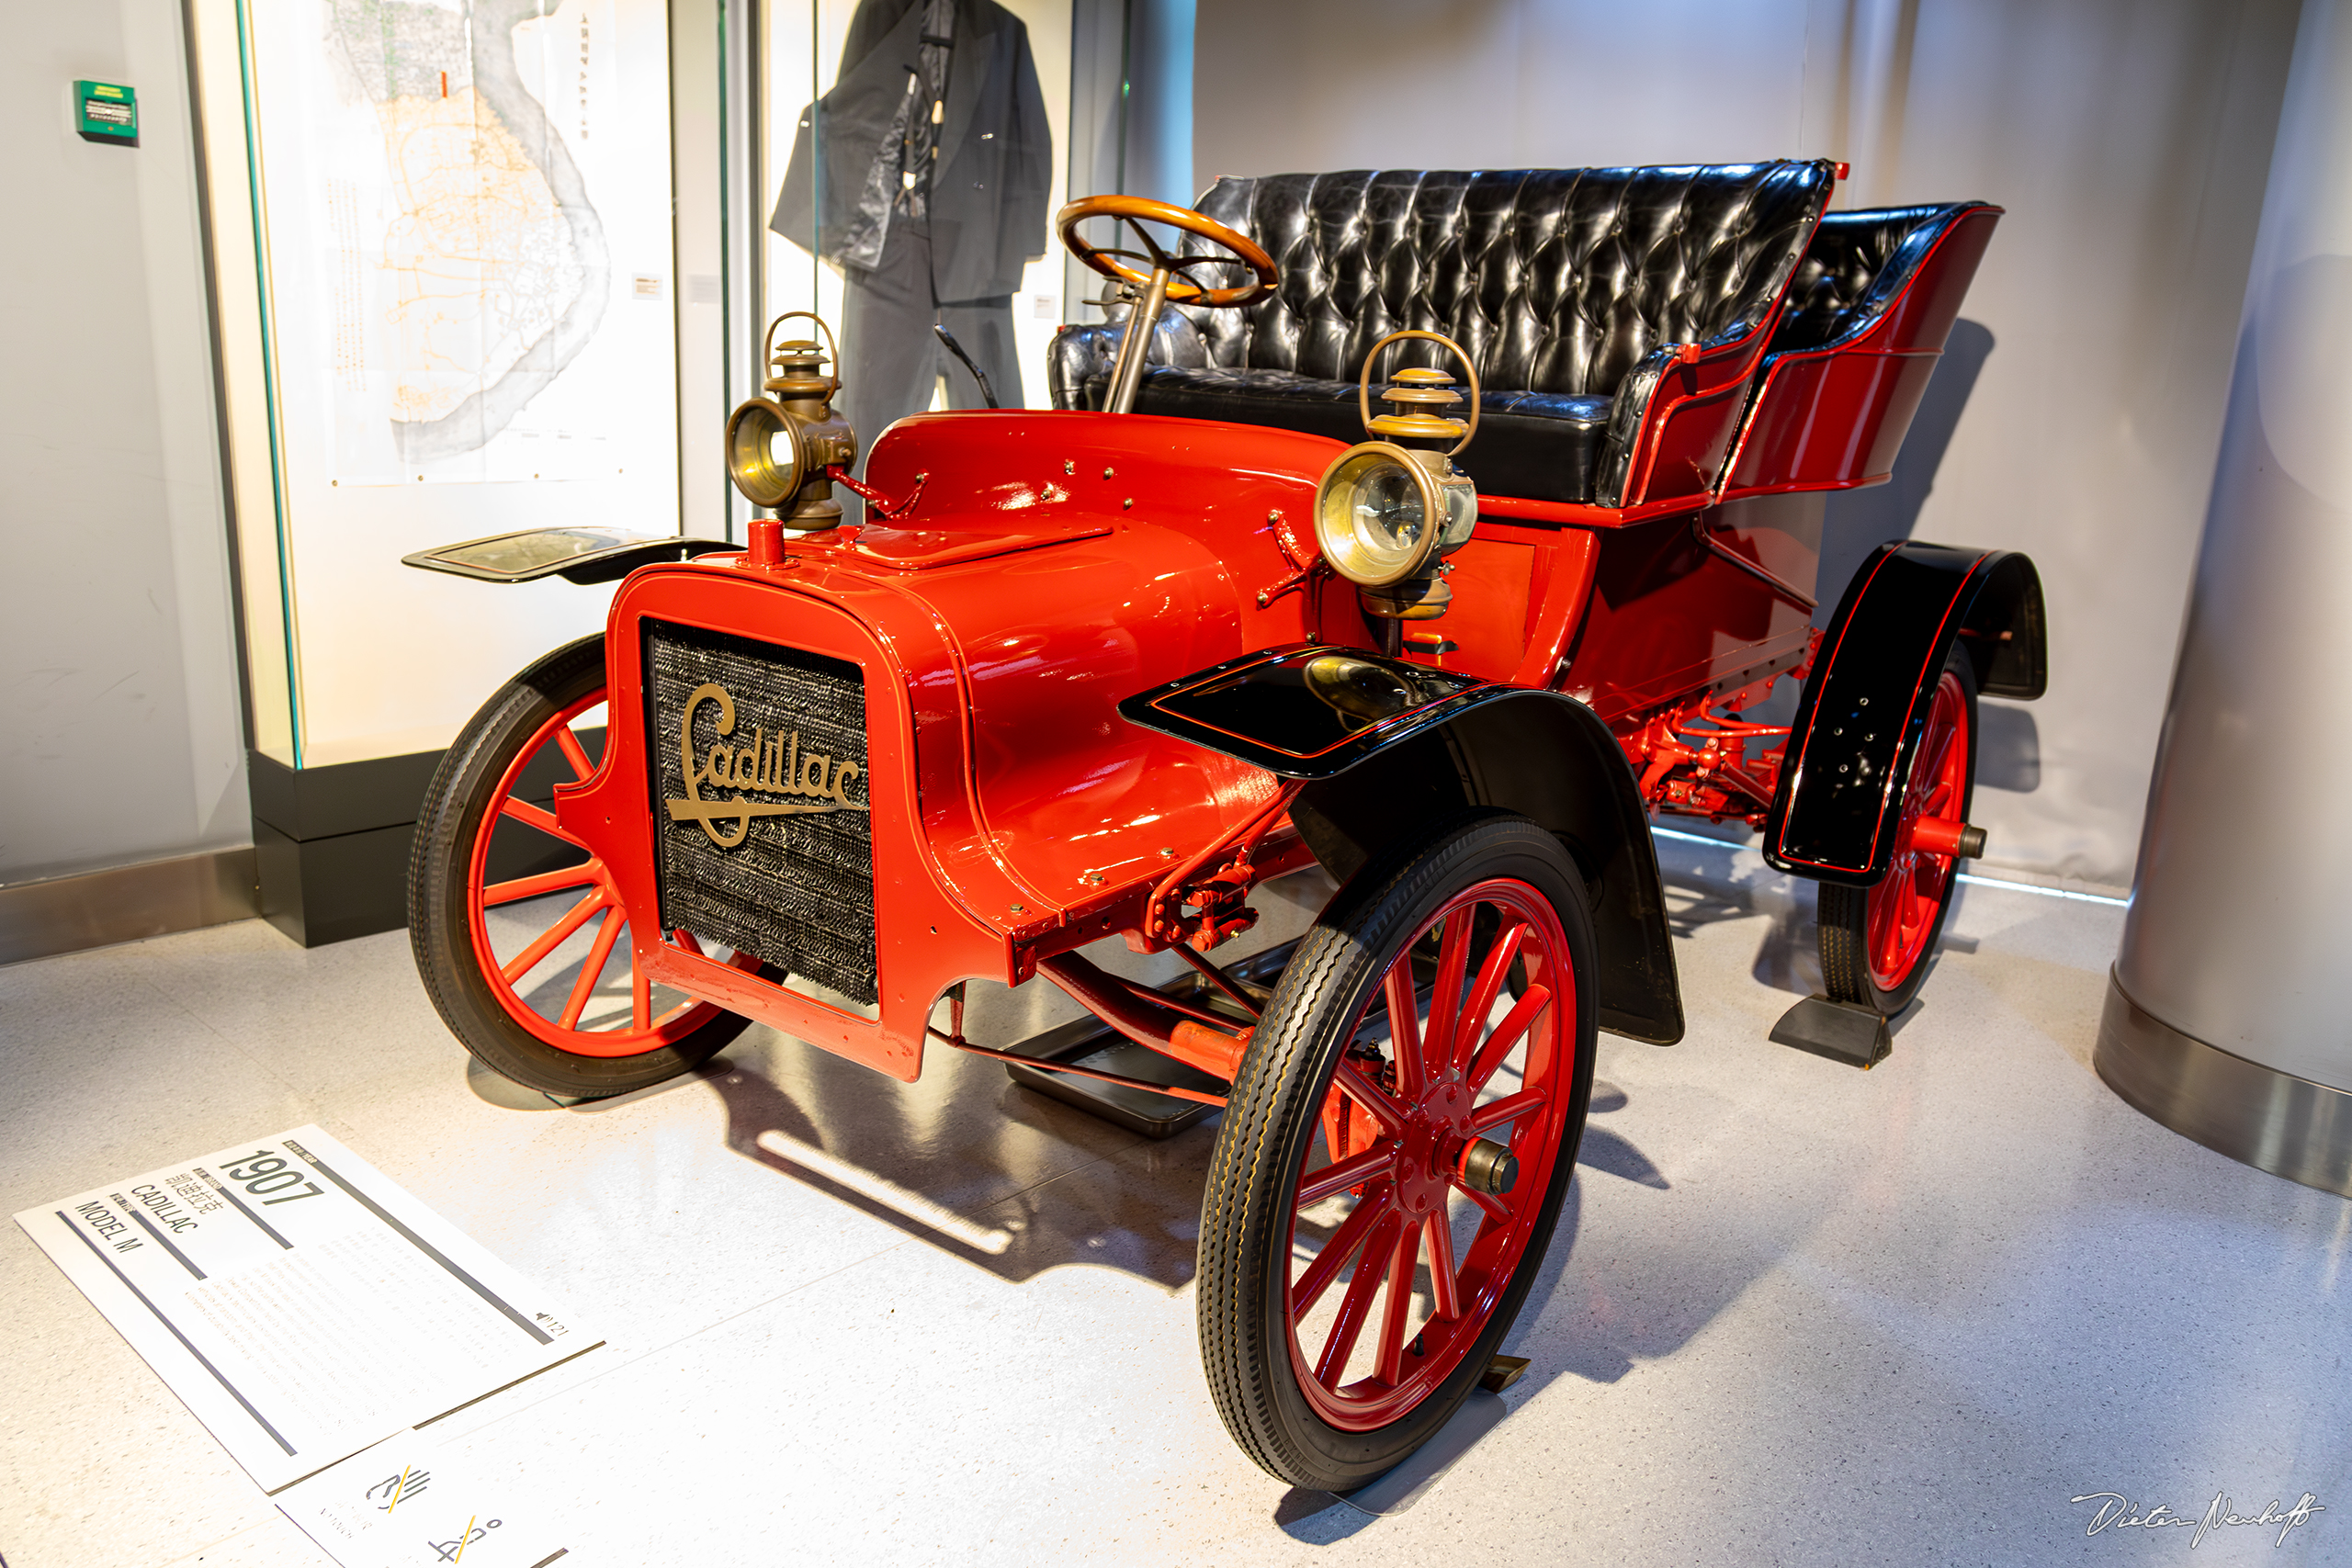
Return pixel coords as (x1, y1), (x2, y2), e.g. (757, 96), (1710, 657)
(1478, 1008), (1938, 1446)
(1661, 876), (1755, 940)
(672, 900), (1339, 1291)
(1749, 887), (1822, 998)
(1649, 831), (1823, 997)
(1654, 829), (1984, 1011)
(694, 1056), (1684, 1297)
(658, 951), (1708, 1548)
(684, 1001), (1685, 1303)
(698, 1035), (1214, 1289)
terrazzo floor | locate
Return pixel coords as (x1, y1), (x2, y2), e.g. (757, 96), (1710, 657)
(3, 834), (2345, 1566)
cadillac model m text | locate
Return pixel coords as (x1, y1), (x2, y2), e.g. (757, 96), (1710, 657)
(667, 681), (867, 848)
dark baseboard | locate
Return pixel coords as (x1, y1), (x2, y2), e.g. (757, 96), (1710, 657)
(248, 748), (443, 949)
(252, 818), (418, 948)
(246, 730), (597, 948)
(247, 747), (446, 841)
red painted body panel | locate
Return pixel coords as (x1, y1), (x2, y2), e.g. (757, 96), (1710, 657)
(551, 413), (1364, 1078)
(1558, 495), (1819, 728)
(858, 412), (1342, 914)
(542, 197), (1996, 1082)
(1625, 375), (1755, 508)
(1721, 207), (2001, 497)
(1615, 232), (1818, 511)
(555, 567), (987, 1080)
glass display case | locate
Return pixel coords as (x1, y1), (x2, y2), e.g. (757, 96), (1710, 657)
(185, 0), (690, 942)
(190, 0), (687, 773)
(757, 0), (1075, 453)
(183, 0), (1176, 941)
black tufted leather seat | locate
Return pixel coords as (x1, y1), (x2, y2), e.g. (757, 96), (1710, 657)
(1769, 203), (1981, 353)
(1049, 162), (1838, 505)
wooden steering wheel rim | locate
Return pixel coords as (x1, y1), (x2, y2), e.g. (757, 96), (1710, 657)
(1056, 194), (1279, 308)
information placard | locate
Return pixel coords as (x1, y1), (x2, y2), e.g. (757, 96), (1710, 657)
(276, 1431), (571, 1568)
(16, 1126), (596, 1492)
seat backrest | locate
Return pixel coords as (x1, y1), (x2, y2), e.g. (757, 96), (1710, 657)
(1770, 203), (1975, 354)
(1182, 162), (1836, 398)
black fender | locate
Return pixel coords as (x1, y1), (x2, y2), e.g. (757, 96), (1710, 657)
(1763, 541), (2046, 886)
(1119, 646), (1683, 1044)
(402, 527), (740, 584)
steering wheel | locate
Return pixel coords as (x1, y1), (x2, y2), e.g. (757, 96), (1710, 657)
(1057, 194), (1278, 309)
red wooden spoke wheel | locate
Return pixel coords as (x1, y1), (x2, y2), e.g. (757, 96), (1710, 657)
(1199, 813), (1596, 1492)
(1819, 650), (1979, 1016)
(409, 636), (759, 1099)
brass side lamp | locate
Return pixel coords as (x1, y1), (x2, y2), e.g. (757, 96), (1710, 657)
(725, 312), (859, 552)
(1310, 331), (1482, 652)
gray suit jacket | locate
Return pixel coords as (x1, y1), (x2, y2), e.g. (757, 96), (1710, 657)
(770, 0), (1052, 302)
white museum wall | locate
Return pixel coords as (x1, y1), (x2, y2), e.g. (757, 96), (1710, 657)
(1192, 0), (2301, 890)
(0, 0), (2287, 895)
(0, 0), (251, 884)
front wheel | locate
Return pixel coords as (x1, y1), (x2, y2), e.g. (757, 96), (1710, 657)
(1818, 648), (1978, 1014)
(408, 636), (760, 1099)
(1198, 812), (1597, 1492)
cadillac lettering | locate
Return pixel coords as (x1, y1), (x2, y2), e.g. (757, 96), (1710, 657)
(405, 171), (2043, 1491)
(666, 681), (867, 849)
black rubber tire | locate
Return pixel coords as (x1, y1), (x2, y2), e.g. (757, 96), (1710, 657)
(1197, 810), (1598, 1492)
(1819, 646), (1979, 1015)
(407, 635), (754, 1098)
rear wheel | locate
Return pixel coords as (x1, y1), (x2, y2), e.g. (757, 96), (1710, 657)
(408, 636), (760, 1099)
(1198, 812), (1597, 1492)
(1819, 649), (1978, 1014)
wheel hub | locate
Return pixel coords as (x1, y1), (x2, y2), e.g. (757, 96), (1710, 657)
(1392, 1072), (1476, 1216)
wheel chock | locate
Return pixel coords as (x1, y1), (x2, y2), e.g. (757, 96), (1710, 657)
(1770, 995), (1893, 1068)
(1479, 1355), (1531, 1393)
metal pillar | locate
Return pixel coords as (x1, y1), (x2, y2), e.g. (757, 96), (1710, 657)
(2098, 0), (2352, 1197)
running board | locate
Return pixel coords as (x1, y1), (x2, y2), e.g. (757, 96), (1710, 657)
(1770, 994), (1892, 1068)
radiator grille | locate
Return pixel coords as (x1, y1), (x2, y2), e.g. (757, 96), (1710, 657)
(645, 620), (876, 1005)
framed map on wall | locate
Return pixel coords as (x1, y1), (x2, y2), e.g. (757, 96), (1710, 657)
(192, 0), (682, 767)
(317, 0), (646, 486)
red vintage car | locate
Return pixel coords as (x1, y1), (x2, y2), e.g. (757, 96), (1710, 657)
(404, 160), (2043, 1492)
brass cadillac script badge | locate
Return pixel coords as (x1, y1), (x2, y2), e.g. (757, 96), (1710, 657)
(666, 681), (867, 848)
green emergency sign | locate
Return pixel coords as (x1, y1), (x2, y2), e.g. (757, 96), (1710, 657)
(76, 81), (137, 145)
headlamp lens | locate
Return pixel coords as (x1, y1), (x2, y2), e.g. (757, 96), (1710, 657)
(1315, 446), (1438, 585)
(725, 398), (801, 507)
(1348, 465), (1425, 563)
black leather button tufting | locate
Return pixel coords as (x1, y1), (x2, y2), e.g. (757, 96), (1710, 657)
(1039, 165), (1996, 506)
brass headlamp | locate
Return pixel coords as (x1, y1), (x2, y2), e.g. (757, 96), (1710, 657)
(726, 311), (858, 531)
(1311, 331), (1480, 638)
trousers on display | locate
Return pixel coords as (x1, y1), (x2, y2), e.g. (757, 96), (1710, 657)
(842, 218), (1021, 465)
